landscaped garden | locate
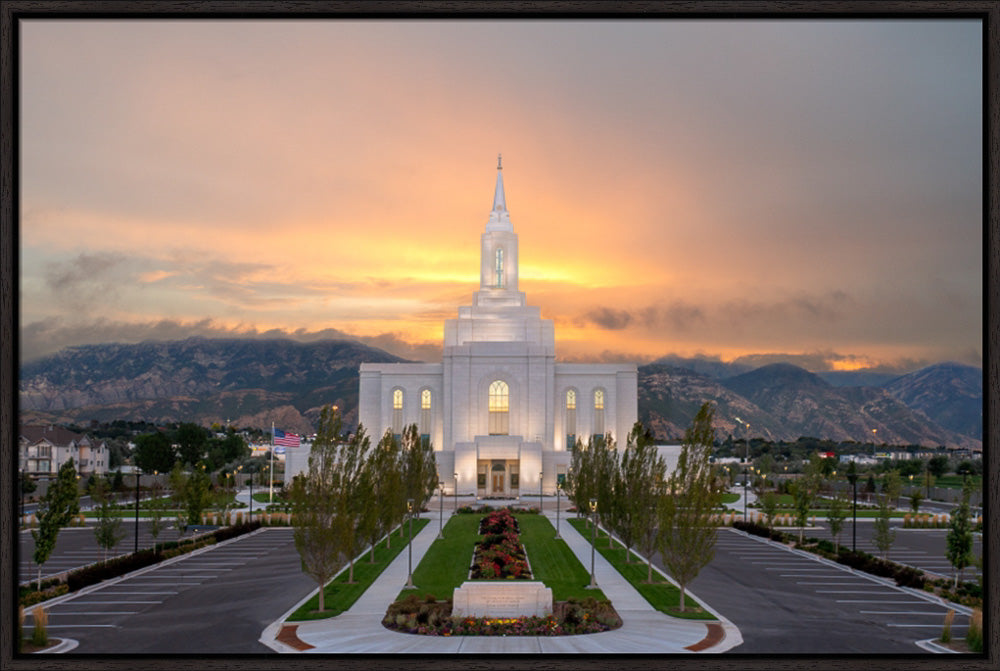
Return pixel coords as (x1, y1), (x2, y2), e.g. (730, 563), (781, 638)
(381, 507), (622, 636)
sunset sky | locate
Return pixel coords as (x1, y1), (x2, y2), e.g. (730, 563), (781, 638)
(19, 19), (984, 372)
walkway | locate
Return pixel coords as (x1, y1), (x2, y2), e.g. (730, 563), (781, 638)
(260, 501), (742, 653)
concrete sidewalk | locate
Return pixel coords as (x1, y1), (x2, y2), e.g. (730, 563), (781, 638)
(260, 505), (742, 653)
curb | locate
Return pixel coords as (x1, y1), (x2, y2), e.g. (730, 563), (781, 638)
(34, 637), (79, 654)
(915, 638), (958, 654)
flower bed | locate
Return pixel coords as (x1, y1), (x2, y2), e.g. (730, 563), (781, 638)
(470, 509), (531, 580)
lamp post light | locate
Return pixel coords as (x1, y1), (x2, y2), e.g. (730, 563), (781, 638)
(437, 481), (445, 539)
(539, 471), (544, 513)
(134, 468), (142, 554)
(454, 472), (459, 513)
(405, 498), (415, 589)
(847, 461), (859, 552)
(872, 428), (877, 457)
(555, 482), (562, 539)
(588, 498), (598, 588)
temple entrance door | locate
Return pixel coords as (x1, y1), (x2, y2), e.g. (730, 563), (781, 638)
(492, 472), (505, 494)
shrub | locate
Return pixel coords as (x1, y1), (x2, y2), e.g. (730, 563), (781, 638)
(941, 609), (954, 643)
(30, 605), (48, 647)
(966, 608), (982, 653)
(20, 584), (69, 607)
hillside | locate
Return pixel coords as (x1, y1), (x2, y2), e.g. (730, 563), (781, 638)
(19, 338), (982, 449)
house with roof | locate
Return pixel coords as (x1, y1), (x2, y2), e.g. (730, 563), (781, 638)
(19, 424), (109, 477)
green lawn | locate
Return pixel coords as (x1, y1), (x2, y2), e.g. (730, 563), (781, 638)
(567, 517), (716, 620)
(934, 475), (982, 489)
(719, 492), (740, 504)
(395, 513), (608, 603)
(287, 518), (430, 621)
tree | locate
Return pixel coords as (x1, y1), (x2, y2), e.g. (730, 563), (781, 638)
(290, 406), (352, 611)
(759, 491), (781, 529)
(175, 422), (209, 467)
(360, 427), (404, 559)
(31, 459), (80, 589)
(882, 470), (902, 509)
(657, 402), (724, 612)
(92, 477), (126, 561)
(591, 433), (619, 548)
(400, 423), (438, 511)
(616, 422), (665, 569)
(927, 455), (949, 479)
(872, 493), (896, 560)
(790, 455), (823, 543)
(909, 490), (924, 515)
(134, 432), (176, 474)
(147, 479), (167, 543)
(826, 491), (850, 553)
(945, 481), (974, 588)
(566, 437), (592, 520)
(184, 465), (211, 526)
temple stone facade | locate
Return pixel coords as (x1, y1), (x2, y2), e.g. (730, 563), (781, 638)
(358, 157), (637, 498)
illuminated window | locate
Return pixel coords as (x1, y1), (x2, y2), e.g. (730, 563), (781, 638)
(420, 389), (432, 440)
(495, 248), (504, 288)
(593, 389), (605, 437)
(488, 380), (509, 435)
(565, 389), (576, 448)
(391, 388), (404, 434)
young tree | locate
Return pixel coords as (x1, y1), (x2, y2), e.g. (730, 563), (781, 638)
(400, 423), (438, 511)
(790, 456), (822, 543)
(826, 491), (850, 553)
(184, 466), (212, 527)
(566, 437), (591, 520)
(759, 491), (781, 529)
(657, 402), (724, 612)
(336, 422), (371, 584)
(616, 422), (665, 565)
(92, 477), (126, 561)
(290, 405), (350, 612)
(31, 459), (80, 589)
(882, 470), (903, 509)
(909, 489), (924, 515)
(592, 433), (619, 548)
(147, 479), (167, 543)
(872, 493), (896, 560)
(361, 427), (403, 559)
(945, 481), (974, 588)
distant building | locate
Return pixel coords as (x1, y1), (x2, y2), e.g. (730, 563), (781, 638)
(19, 424), (109, 477)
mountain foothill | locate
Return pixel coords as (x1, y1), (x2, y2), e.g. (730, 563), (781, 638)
(18, 337), (982, 451)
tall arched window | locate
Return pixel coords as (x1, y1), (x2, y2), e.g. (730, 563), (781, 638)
(391, 388), (404, 435)
(420, 389), (432, 441)
(495, 248), (504, 288)
(593, 389), (605, 438)
(565, 389), (577, 448)
(488, 380), (509, 435)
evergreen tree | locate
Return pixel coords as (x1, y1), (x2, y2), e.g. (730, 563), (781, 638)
(657, 403), (723, 612)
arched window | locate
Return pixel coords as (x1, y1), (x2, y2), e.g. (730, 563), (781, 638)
(391, 388), (404, 435)
(495, 248), (504, 288)
(593, 389), (605, 438)
(420, 389), (432, 441)
(488, 380), (509, 435)
(565, 389), (577, 448)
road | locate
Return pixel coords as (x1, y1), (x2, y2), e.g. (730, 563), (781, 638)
(24, 528), (315, 654)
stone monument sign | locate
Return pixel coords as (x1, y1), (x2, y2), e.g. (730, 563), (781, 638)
(452, 581), (553, 618)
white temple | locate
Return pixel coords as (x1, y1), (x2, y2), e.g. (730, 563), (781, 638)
(355, 157), (638, 498)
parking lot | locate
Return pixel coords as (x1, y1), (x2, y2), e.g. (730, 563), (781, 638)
(19, 522), (188, 584)
(685, 528), (971, 654)
(22, 527), (315, 654)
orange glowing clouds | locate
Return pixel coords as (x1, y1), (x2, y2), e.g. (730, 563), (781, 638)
(17, 19), (984, 371)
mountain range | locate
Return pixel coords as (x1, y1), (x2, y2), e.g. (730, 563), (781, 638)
(19, 338), (983, 450)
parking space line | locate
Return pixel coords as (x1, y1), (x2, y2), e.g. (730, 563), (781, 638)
(795, 582), (874, 585)
(43, 624), (117, 628)
(69, 600), (162, 604)
(97, 591), (178, 595)
(859, 611), (950, 615)
(887, 623), (969, 628)
(815, 590), (901, 593)
(48, 611), (139, 615)
(837, 600), (930, 603)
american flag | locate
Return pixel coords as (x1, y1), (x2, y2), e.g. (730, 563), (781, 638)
(273, 428), (301, 447)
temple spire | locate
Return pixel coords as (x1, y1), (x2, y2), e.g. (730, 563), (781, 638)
(493, 153), (507, 212)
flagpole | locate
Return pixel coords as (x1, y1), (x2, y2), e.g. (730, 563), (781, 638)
(270, 421), (275, 504)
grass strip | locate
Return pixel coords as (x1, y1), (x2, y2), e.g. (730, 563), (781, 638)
(395, 513), (608, 602)
(567, 517), (716, 621)
(287, 517), (429, 621)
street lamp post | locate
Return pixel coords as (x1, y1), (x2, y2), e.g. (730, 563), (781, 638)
(588, 498), (598, 588)
(539, 471), (544, 513)
(847, 462), (858, 552)
(20, 468), (25, 529)
(454, 472), (458, 513)
(735, 417), (750, 519)
(405, 498), (415, 589)
(555, 482), (562, 539)
(249, 468), (254, 523)
(437, 481), (444, 539)
(134, 469), (141, 554)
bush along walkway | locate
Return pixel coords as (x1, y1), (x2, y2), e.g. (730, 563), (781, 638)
(381, 508), (622, 636)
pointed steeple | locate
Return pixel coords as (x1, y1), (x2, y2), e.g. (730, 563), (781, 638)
(486, 153), (512, 232)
